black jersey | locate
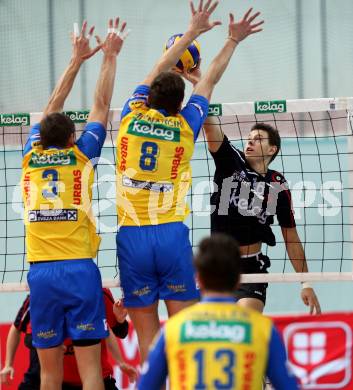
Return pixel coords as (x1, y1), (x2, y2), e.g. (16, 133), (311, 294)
(210, 135), (295, 246)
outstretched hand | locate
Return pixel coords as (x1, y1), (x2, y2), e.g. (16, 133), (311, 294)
(95, 18), (128, 58)
(71, 21), (101, 62)
(189, 0), (222, 35)
(301, 288), (322, 315)
(175, 59), (202, 86)
(228, 8), (264, 43)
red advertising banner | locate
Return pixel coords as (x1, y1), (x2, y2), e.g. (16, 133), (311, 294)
(1, 312), (353, 389)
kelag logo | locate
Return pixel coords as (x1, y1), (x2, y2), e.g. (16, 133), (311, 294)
(254, 100), (287, 114)
(127, 119), (180, 142)
(283, 321), (352, 389)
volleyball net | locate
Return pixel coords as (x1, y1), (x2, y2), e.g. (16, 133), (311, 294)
(1, 97), (353, 291)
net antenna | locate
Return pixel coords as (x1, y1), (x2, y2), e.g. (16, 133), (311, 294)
(1, 98), (353, 292)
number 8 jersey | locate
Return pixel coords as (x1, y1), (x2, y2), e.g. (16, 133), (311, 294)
(116, 85), (209, 226)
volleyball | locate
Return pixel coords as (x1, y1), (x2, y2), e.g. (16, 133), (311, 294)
(164, 33), (201, 72)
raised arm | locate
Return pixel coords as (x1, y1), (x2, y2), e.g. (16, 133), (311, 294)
(87, 18), (126, 126)
(194, 8), (263, 101)
(43, 21), (100, 117)
(281, 226), (321, 314)
(142, 0), (221, 86)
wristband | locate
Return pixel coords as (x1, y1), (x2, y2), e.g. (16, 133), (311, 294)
(228, 36), (240, 44)
(301, 281), (312, 289)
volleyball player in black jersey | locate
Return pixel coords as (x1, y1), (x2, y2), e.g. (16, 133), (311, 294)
(202, 116), (321, 314)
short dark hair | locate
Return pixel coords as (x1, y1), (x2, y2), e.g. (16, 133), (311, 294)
(250, 122), (281, 162)
(148, 71), (185, 115)
(40, 113), (75, 149)
(193, 234), (241, 292)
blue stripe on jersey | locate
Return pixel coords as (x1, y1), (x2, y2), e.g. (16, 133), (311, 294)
(180, 94), (209, 141)
(23, 123), (41, 156)
(121, 85), (150, 120)
(188, 43), (200, 67)
(138, 330), (167, 389)
(266, 326), (299, 389)
(76, 122), (106, 163)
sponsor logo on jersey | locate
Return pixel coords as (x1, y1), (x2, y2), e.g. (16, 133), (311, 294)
(254, 100), (287, 114)
(29, 150), (77, 167)
(127, 119), (180, 142)
(132, 286), (151, 297)
(0, 113), (30, 126)
(28, 209), (78, 222)
(181, 320), (251, 343)
(37, 329), (57, 339)
(122, 175), (174, 193)
(76, 323), (96, 331)
(208, 104), (222, 116)
(64, 110), (90, 123)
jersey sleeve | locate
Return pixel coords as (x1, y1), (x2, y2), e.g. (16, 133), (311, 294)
(14, 295), (31, 333)
(180, 94), (209, 141)
(76, 122), (106, 163)
(121, 85), (150, 120)
(137, 329), (168, 390)
(266, 326), (299, 389)
(210, 135), (246, 176)
(23, 123), (41, 156)
(275, 178), (296, 228)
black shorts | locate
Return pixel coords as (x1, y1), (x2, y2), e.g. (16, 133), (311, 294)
(234, 253), (271, 305)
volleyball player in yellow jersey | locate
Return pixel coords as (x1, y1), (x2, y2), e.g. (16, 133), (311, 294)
(22, 19), (127, 390)
(116, 0), (264, 363)
(139, 234), (298, 389)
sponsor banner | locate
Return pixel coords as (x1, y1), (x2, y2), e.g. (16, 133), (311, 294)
(208, 104), (222, 116)
(2, 312), (353, 389)
(0, 113), (30, 126)
(254, 100), (287, 114)
(64, 110), (90, 123)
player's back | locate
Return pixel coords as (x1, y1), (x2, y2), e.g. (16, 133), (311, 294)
(164, 301), (272, 390)
(22, 143), (100, 261)
(117, 105), (195, 226)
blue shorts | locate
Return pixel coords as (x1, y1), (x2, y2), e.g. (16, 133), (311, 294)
(27, 259), (109, 348)
(117, 222), (200, 307)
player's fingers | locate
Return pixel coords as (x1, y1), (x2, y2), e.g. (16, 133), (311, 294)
(210, 20), (222, 29)
(229, 12), (235, 24)
(114, 17), (120, 31)
(120, 21), (127, 33)
(198, 0), (204, 13)
(108, 18), (113, 29)
(249, 28), (263, 35)
(189, 0), (196, 15)
(250, 20), (265, 29)
(121, 28), (131, 40)
(207, 0), (219, 15)
(204, 0), (212, 13)
(81, 20), (87, 37)
(248, 11), (261, 24)
(95, 35), (103, 46)
(87, 26), (95, 40)
(242, 7), (253, 22)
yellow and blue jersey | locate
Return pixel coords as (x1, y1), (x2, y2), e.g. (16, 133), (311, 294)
(116, 85), (209, 226)
(138, 297), (298, 389)
(21, 122), (106, 262)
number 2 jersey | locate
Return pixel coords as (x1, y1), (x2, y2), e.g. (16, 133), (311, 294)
(138, 297), (298, 390)
(116, 85), (209, 226)
(21, 122), (106, 262)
